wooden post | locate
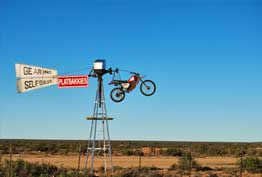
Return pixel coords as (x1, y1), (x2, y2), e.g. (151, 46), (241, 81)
(239, 147), (243, 177)
(188, 145), (192, 177)
(0, 146), (2, 172)
(138, 153), (142, 177)
(9, 144), (13, 177)
(77, 144), (82, 177)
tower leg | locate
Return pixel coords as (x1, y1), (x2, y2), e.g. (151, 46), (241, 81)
(84, 119), (94, 174)
(85, 79), (113, 176)
(84, 86), (99, 174)
(106, 119), (113, 172)
(91, 119), (97, 174)
(101, 85), (113, 173)
(102, 120), (107, 175)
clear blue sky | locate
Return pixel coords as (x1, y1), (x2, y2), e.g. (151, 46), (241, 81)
(1, 0), (261, 142)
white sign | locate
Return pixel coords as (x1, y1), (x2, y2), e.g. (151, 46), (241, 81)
(16, 77), (58, 93)
(15, 63), (57, 78)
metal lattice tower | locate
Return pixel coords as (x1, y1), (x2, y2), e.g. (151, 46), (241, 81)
(84, 76), (113, 175)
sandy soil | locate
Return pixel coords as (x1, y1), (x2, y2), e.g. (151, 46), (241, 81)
(2, 154), (238, 169)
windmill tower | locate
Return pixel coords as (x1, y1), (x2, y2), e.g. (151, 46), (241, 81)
(84, 60), (113, 175)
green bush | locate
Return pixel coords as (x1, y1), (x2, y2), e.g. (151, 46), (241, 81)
(119, 167), (163, 177)
(177, 152), (200, 175)
(168, 163), (177, 170)
(160, 148), (183, 156)
(121, 149), (143, 156)
(195, 166), (213, 171)
(0, 159), (86, 177)
(241, 157), (262, 173)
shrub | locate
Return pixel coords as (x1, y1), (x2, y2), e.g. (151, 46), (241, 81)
(121, 149), (143, 156)
(195, 166), (213, 171)
(141, 166), (161, 171)
(241, 157), (262, 173)
(160, 148), (183, 156)
(177, 152), (200, 175)
(0, 159), (86, 177)
(168, 163), (177, 170)
(119, 168), (163, 177)
(114, 166), (124, 170)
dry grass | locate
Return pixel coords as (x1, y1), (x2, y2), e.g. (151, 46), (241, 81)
(2, 154), (238, 169)
(2, 154), (262, 177)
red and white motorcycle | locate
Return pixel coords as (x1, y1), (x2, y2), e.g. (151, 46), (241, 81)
(109, 70), (156, 102)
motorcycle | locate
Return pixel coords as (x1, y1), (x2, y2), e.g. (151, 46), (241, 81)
(109, 70), (156, 102)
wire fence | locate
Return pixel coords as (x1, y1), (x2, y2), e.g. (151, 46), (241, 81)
(1, 142), (261, 177)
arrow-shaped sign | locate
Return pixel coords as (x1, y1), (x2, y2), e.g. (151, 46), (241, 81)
(15, 63), (57, 78)
(15, 64), (58, 93)
(16, 77), (58, 93)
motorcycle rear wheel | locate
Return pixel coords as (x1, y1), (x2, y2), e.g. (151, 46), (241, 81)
(110, 88), (125, 102)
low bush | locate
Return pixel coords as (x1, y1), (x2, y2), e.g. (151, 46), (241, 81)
(121, 149), (143, 156)
(0, 159), (85, 177)
(241, 157), (262, 173)
(178, 152), (199, 171)
(195, 166), (213, 171)
(160, 148), (183, 156)
(119, 167), (163, 177)
(168, 163), (177, 170)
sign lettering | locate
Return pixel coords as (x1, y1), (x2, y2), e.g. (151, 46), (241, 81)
(58, 76), (88, 88)
(16, 78), (58, 93)
(16, 64), (57, 78)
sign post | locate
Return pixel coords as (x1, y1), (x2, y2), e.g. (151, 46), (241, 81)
(15, 61), (114, 176)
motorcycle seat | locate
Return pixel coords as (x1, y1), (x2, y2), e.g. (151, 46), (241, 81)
(109, 80), (128, 85)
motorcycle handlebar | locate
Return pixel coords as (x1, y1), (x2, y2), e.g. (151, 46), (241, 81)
(130, 72), (139, 75)
(110, 69), (141, 76)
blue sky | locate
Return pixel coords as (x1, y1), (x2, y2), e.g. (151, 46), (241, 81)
(1, 0), (261, 142)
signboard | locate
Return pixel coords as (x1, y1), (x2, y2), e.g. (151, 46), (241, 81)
(15, 63), (57, 78)
(15, 63), (58, 93)
(17, 77), (58, 93)
(58, 75), (88, 88)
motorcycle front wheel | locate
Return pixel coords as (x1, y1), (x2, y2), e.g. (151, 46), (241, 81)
(110, 88), (125, 102)
(140, 80), (156, 96)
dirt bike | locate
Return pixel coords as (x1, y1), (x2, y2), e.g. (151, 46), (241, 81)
(109, 70), (156, 102)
